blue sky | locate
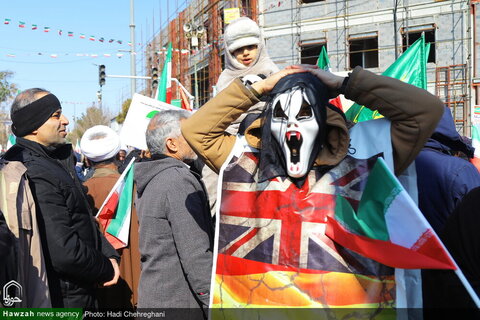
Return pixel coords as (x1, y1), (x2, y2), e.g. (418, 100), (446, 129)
(0, 0), (186, 126)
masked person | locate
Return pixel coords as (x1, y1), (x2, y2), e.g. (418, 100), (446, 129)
(181, 65), (444, 312)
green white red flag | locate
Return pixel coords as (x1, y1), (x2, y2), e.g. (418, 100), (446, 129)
(326, 157), (456, 270)
(317, 46), (343, 111)
(156, 42), (172, 104)
(96, 158), (135, 249)
(471, 124), (480, 171)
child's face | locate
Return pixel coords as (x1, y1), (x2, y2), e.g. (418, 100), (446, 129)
(232, 45), (258, 66)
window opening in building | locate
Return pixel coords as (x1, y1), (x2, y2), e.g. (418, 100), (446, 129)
(301, 0), (326, 3)
(402, 29), (435, 63)
(349, 37), (378, 69)
(300, 42), (326, 65)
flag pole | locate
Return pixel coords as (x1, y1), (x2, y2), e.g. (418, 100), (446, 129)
(453, 265), (480, 308)
(431, 226), (480, 308)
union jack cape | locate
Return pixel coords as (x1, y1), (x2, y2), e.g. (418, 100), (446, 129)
(210, 118), (416, 317)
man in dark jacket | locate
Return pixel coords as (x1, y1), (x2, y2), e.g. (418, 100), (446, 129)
(416, 106), (480, 233)
(3, 88), (120, 308)
(134, 110), (213, 317)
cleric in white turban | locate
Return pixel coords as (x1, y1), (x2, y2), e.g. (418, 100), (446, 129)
(80, 125), (121, 162)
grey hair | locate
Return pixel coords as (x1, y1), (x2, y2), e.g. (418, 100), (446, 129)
(146, 109), (191, 155)
(10, 88), (50, 117)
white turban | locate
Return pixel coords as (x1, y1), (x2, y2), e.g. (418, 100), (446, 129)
(80, 125), (121, 162)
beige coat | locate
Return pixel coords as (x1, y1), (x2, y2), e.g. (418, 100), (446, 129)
(182, 66), (444, 177)
(0, 160), (51, 307)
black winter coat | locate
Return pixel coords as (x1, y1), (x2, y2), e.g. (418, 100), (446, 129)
(3, 138), (119, 308)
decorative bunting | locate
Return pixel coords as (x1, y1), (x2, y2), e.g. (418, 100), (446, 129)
(79, 33), (85, 39)
(89, 35), (95, 41)
(18, 21), (25, 28)
(99, 37), (104, 43)
(44, 26), (50, 32)
(4, 18), (10, 25)
(68, 31), (73, 37)
(32, 24), (37, 30)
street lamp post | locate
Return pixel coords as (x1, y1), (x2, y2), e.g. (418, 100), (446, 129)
(184, 22), (205, 109)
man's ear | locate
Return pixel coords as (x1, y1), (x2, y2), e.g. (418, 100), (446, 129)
(165, 137), (178, 153)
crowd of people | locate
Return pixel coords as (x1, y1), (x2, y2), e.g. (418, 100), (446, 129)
(1, 16), (479, 318)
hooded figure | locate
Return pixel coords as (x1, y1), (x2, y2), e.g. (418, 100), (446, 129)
(216, 17), (278, 93)
(416, 106), (480, 233)
(182, 65), (444, 310)
(204, 17), (280, 217)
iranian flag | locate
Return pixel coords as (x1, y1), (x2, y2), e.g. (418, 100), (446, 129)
(18, 21), (25, 28)
(326, 157), (456, 270)
(317, 46), (343, 111)
(44, 27), (50, 32)
(89, 35), (95, 41)
(32, 24), (37, 30)
(96, 158), (135, 249)
(79, 33), (86, 39)
(156, 42), (172, 103)
(6, 134), (15, 150)
(471, 123), (480, 171)
(4, 18), (11, 25)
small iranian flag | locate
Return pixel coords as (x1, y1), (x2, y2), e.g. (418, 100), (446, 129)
(80, 33), (86, 39)
(68, 31), (73, 37)
(471, 124), (480, 171)
(6, 134), (16, 150)
(4, 18), (11, 25)
(58, 29), (62, 36)
(117, 40), (122, 44)
(89, 35), (95, 41)
(18, 21), (25, 28)
(326, 157), (456, 270)
(32, 24), (37, 30)
(317, 46), (343, 111)
(99, 37), (105, 42)
(44, 27), (50, 32)
(155, 42), (172, 103)
(96, 158), (135, 249)
(108, 39), (114, 43)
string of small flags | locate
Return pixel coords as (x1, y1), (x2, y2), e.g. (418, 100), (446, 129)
(3, 18), (127, 45)
(1, 42), (227, 59)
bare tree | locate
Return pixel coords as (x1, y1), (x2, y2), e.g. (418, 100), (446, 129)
(68, 104), (111, 144)
(0, 71), (18, 149)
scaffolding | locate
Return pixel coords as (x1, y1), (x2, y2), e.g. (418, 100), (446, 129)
(436, 65), (469, 135)
(142, 0), (259, 109)
(141, 0), (474, 132)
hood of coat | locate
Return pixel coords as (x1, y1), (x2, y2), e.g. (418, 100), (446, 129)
(134, 156), (188, 197)
(243, 72), (350, 185)
(426, 106), (475, 158)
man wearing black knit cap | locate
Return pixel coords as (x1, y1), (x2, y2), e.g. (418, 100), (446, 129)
(3, 88), (120, 308)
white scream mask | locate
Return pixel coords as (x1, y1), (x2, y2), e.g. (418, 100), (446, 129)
(270, 87), (319, 178)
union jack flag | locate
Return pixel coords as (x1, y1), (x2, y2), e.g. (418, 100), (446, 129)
(218, 151), (392, 275)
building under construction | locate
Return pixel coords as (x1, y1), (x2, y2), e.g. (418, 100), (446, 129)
(144, 0), (478, 135)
